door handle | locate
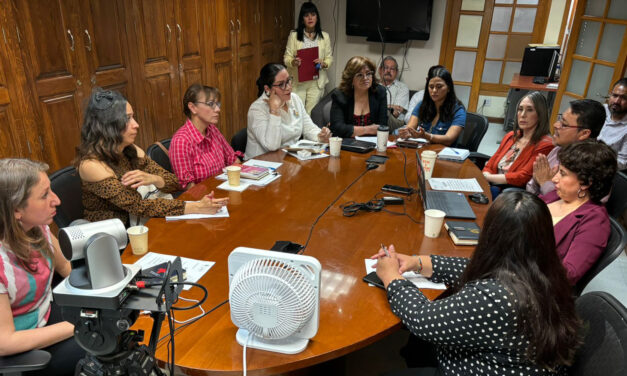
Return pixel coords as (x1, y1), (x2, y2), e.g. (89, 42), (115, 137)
(84, 29), (92, 51)
(67, 29), (75, 51)
(166, 24), (172, 43)
(176, 24), (182, 41)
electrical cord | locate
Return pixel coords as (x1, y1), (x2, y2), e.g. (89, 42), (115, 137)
(156, 298), (230, 346)
(300, 164), (377, 254)
(340, 199), (385, 217)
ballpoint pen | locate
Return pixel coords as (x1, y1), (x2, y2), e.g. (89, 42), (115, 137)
(380, 243), (390, 257)
(451, 148), (460, 155)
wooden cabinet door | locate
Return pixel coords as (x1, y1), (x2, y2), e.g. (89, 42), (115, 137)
(173, 0), (207, 98)
(235, 0), (260, 137)
(12, 0), (87, 171)
(277, 0), (293, 62)
(78, 0), (134, 100)
(259, 0), (278, 66)
(208, 0), (239, 140)
(127, 0), (180, 148)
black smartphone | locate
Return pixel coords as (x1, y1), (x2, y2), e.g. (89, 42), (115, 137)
(363, 271), (385, 289)
(381, 184), (413, 195)
(366, 155), (389, 165)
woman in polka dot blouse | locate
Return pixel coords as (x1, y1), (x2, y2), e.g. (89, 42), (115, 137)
(373, 191), (581, 375)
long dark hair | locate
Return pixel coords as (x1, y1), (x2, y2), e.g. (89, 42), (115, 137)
(418, 67), (462, 125)
(513, 91), (551, 145)
(439, 191), (581, 368)
(255, 63), (286, 97)
(75, 88), (137, 166)
(296, 2), (323, 42)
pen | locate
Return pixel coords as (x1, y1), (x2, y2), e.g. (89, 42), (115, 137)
(451, 148), (460, 155)
(380, 243), (390, 257)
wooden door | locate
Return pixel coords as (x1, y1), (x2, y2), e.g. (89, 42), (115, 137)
(259, 0), (278, 66)
(208, 0), (239, 140)
(12, 0), (87, 171)
(173, 0), (207, 99)
(277, 0), (293, 62)
(235, 0), (260, 137)
(127, 0), (180, 148)
(78, 0), (134, 100)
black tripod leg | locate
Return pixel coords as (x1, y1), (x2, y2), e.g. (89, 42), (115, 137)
(148, 311), (166, 354)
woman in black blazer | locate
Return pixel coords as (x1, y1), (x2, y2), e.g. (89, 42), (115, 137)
(330, 56), (387, 138)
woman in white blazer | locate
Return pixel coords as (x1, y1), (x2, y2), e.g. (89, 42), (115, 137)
(284, 2), (333, 115)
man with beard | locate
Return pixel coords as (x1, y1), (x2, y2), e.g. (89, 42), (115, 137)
(526, 99), (606, 195)
(599, 78), (627, 170)
(378, 56), (409, 132)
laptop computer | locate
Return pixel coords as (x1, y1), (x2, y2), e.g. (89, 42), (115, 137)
(341, 138), (376, 153)
(416, 152), (476, 219)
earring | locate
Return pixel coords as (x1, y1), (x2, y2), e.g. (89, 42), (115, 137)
(577, 188), (587, 199)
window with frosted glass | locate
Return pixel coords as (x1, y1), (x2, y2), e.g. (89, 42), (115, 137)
(598, 23), (626, 62)
(559, 94), (579, 114)
(587, 64), (614, 100)
(452, 51), (477, 82)
(456, 85), (471, 108)
(517, 0), (539, 4)
(482, 61), (502, 83)
(495, 0), (513, 4)
(502, 62), (522, 85)
(461, 0), (484, 11)
(486, 34), (507, 59)
(584, 0), (606, 17)
(491, 7), (512, 32)
(512, 8), (537, 33)
(608, 0), (627, 20)
(565, 60), (591, 95)
(457, 15), (483, 48)
(575, 21), (601, 57)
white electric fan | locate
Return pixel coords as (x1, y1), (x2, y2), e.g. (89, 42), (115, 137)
(228, 247), (321, 354)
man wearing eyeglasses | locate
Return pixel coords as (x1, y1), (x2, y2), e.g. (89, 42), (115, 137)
(378, 56), (409, 131)
(526, 99), (606, 195)
(598, 78), (627, 171)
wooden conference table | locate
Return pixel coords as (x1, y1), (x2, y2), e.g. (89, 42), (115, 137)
(122, 144), (492, 375)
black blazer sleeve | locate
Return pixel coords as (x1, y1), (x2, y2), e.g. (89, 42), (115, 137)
(370, 85), (388, 126)
(330, 89), (355, 138)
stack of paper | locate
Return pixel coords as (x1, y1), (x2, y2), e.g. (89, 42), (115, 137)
(438, 147), (470, 161)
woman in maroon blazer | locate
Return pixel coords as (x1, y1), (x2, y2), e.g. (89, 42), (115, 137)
(541, 139), (617, 285)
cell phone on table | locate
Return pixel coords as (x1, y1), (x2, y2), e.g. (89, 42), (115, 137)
(363, 271), (385, 289)
(381, 184), (413, 195)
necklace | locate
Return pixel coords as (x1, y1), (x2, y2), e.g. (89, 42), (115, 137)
(305, 30), (316, 39)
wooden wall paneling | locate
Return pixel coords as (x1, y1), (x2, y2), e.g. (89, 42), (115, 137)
(173, 0), (207, 116)
(207, 0), (239, 140)
(235, 0), (260, 135)
(12, 0), (88, 171)
(259, 0), (278, 66)
(277, 0), (293, 62)
(0, 64), (23, 159)
(128, 0), (181, 148)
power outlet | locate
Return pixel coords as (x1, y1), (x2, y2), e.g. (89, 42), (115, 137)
(483, 97), (492, 107)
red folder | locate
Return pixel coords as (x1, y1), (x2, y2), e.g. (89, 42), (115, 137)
(297, 47), (319, 82)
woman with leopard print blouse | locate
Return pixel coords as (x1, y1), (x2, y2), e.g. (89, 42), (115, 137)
(75, 89), (228, 226)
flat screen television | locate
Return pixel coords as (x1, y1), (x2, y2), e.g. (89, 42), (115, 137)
(346, 0), (433, 43)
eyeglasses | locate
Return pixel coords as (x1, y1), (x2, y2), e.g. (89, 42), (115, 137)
(272, 77), (293, 90)
(554, 114), (581, 130)
(382, 66), (397, 72)
(196, 100), (221, 109)
(355, 71), (374, 80)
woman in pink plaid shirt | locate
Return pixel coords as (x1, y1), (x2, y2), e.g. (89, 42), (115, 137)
(170, 84), (242, 189)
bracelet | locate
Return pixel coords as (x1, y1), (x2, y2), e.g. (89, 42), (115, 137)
(413, 255), (423, 274)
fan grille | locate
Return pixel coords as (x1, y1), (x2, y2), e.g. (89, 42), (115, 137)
(230, 258), (316, 339)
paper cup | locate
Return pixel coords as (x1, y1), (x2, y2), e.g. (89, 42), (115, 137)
(424, 209), (446, 238)
(127, 225), (149, 255)
(421, 150), (437, 180)
(377, 129), (389, 152)
(329, 137), (342, 157)
(226, 166), (241, 186)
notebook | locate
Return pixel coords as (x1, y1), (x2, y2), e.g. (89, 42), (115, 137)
(416, 151), (476, 219)
(444, 220), (480, 245)
(341, 138), (376, 153)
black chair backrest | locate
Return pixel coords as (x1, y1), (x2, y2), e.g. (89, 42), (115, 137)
(575, 216), (627, 295)
(0, 349), (52, 375)
(607, 171), (627, 220)
(49, 166), (83, 229)
(456, 112), (489, 152)
(146, 138), (172, 172)
(231, 128), (247, 154)
(310, 91), (333, 128)
(570, 291), (627, 376)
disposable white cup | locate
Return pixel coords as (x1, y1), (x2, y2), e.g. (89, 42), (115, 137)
(377, 129), (389, 152)
(421, 150), (437, 180)
(127, 225), (149, 255)
(329, 137), (342, 157)
(424, 209), (446, 238)
(226, 166), (241, 186)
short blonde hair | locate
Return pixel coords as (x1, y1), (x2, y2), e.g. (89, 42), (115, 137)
(338, 56), (379, 96)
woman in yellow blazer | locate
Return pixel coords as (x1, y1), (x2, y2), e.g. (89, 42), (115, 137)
(284, 2), (333, 115)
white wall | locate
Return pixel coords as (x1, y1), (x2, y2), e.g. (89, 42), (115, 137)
(294, 0), (447, 94)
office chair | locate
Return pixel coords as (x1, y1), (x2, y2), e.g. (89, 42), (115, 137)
(146, 138), (172, 173)
(456, 112), (489, 152)
(230, 128), (247, 155)
(570, 291), (627, 376)
(0, 350), (51, 375)
(310, 92), (333, 128)
(606, 171), (627, 225)
(49, 166), (84, 229)
(575, 217), (627, 296)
